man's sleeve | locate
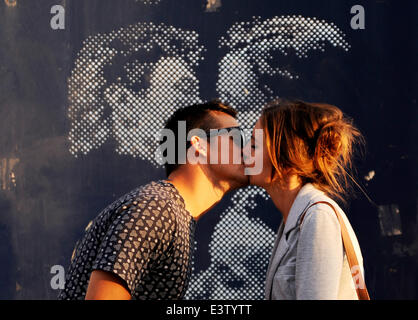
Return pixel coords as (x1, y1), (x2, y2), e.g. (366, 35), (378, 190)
(295, 208), (344, 299)
(91, 197), (176, 295)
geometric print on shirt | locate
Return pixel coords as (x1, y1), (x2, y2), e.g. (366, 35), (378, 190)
(57, 180), (196, 300)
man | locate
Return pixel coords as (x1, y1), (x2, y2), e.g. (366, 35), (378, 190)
(58, 100), (249, 300)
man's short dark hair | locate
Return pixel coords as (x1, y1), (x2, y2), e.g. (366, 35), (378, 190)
(161, 100), (238, 177)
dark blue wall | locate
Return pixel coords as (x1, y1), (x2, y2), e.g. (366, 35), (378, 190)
(0, 0), (417, 299)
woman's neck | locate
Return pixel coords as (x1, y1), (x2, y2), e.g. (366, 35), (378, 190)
(265, 176), (303, 224)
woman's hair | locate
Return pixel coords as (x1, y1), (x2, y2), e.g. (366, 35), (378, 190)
(261, 98), (366, 204)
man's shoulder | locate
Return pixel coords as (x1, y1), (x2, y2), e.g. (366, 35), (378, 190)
(96, 181), (167, 215)
(116, 180), (180, 217)
(112, 180), (168, 203)
(134, 180), (178, 204)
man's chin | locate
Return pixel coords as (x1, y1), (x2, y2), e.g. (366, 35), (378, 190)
(232, 172), (251, 189)
(224, 166), (251, 190)
(246, 173), (260, 187)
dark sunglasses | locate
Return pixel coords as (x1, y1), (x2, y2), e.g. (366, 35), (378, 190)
(186, 126), (247, 149)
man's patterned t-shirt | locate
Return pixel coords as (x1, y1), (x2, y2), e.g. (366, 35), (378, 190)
(58, 180), (196, 300)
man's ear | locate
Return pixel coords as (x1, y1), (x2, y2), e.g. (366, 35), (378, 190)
(190, 135), (207, 157)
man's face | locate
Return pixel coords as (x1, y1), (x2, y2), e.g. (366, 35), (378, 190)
(204, 112), (250, 190)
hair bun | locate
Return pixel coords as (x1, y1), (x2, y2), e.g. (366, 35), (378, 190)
(315, 120), (343, 160)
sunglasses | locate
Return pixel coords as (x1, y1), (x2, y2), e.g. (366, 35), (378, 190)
(186, 126), (248, 149)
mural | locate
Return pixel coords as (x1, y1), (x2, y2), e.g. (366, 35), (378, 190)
(0, 0), (416, 300)
(67, 10), (351, 298)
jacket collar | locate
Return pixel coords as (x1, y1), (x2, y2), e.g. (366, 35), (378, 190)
(265, 182), (329, 299)
(282, 182), (326, 236)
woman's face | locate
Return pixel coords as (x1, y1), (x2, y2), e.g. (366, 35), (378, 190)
(243, 117), (275, 188)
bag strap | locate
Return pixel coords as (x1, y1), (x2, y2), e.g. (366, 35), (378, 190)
(299, 201), (371, 300)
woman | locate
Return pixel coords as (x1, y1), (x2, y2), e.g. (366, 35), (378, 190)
(243, 98), (367, 300)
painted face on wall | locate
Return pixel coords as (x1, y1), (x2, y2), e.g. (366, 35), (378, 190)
(104, 55), (201, 158)
(216, 15), (350, 131)
(185, 186), (275, 299)
(68, 22), (204, 163)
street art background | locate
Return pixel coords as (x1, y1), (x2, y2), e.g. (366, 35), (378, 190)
(0, 0), (417, 299)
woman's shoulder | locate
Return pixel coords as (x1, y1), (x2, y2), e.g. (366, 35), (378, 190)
(299, 191), (344, 227)
(300, 192), (364, 261)
(299, 201), (342, 235)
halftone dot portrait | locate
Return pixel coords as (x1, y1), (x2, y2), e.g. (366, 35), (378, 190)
(66, 13), (351, 299)
(2, 0), (414, 301)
